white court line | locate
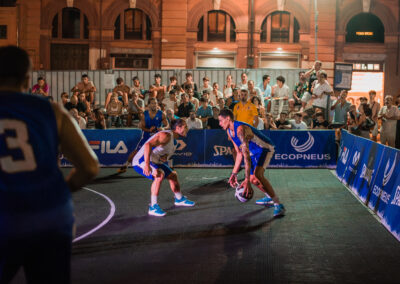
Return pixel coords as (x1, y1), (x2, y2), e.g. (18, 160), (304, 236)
(73, 187), (116, 243)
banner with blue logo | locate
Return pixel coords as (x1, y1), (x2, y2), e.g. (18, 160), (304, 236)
(172, 130), (205, 167)
(367, 147), (400, 218)
(269, 130), (336, 168)
(60, 129), (142, 167)
(335, 130), (356, 182)
(336, 130), (400, 242)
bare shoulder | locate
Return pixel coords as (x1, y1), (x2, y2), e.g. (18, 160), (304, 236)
(157, 131), (172, 144)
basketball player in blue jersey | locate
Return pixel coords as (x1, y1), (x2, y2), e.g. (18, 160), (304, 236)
(117, 97), (168, 173)
(218, 109), (285, 217)
(0, 46), (99, 283)
(132, 119), (195, 217)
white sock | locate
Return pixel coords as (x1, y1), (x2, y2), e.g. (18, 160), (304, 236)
(151, 195), (157, 206)
(265, 193), (271, 198)
(272, 196), (280, 205)
(174, 192), (182, 200)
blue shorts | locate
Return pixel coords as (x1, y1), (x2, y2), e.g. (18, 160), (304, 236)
(250, 149), (274, 175)
(132, 158), (173, 181)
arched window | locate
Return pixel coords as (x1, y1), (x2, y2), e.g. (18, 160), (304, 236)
(51, 7), (89, 39)
(197, 10), (236, 42)
(260, 11), (299, 43)
(346, 13), (384, 43)
(114, 8), (152, 40)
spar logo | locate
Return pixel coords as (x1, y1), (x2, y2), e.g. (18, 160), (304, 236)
(383, 153), (397, 186)
(89, 140), (128, 154)
(340, 147), (349, 164)
(352, 151), (360, 166)
(291, 132), (314, 153)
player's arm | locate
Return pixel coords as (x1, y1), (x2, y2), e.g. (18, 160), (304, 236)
(143, 132), (171, 176)
(228, 131), (242, 187)
(52, 103), (99, 192)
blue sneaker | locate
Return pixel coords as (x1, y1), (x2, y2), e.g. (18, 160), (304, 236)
(255, 196), (274, 206)
(148, 204), (166, 217)
(174, 196), (195, 207)
(273, 204), (286, 218)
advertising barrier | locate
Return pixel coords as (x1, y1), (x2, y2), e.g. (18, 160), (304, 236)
(336, 130), (400, 241)
(62, 129), (337, 168)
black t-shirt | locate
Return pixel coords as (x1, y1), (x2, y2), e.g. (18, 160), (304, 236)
(313, 119), (329, 128)
(177, 102), (195, 118)
(308, 71), (318, 92)
(275, 119), (290, 128)
(207, 117), (222, 129)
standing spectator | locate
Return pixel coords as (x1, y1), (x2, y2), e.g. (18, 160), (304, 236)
(259, 74), (272, 106)
(305, 60), (322, 93)
(331, 90), (351, 127)
(127, 92), (144, 126)
(207, 106), (222, 129)
(358, 96), (368, 113)
(312, 112), (329, 129)
(0, 45), (98, 284)
(71, 74), (96, 105)
(293, 71), (309, 108)
(312, 70), (333, 120)
(131, 76), (146, 99)
(357, 104), (375, 139)
(233, 89), (259, 127)
(347, 105), (359, 134)
(199, 76), (213, 95)
(69, 108), (86, 129)
(150, 73), (167, 103)
(272, 76), (290, 100)
(237, 72), (248, 90)
(395, 96), (400, 149)
(32, 76), (49, 97)
(369, 90), (381, 142)
(162, 89), (179, 113)
(378, 95), (400, 147)
(210, 82), (223, 106)
(186, 110), (203, 129)
(275, 112), (292, 129)
(289, 113), (308, 129)
(223, 74), (235, 99)
(177, 93), (195, 118)
(94, 108), (106, 129)
(181, 72), (198, 96)
(196, 97), (213, 126)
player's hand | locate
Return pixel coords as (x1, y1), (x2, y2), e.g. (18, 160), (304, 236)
(149, 126), (156, 132)
(239, 179), (253, 198)
(143, 164), (152, 176)
(228, 174), (238, 188)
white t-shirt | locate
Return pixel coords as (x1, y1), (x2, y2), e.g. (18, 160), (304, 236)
(379, 105), (400, 133)
(187, 118), (203, 129)
(312, 81), (333, 108)
(162, 98), (179, 111)
(256, 116), (264, 130)
(77, 116), (86, 129)
(289, 119), (308, 130)
(248, 87), (263, 102)
(273, 84), (291, 99)
(199, 85), (213, 94)
(238, 82), (248, 90)
(210, 91), (223, 106)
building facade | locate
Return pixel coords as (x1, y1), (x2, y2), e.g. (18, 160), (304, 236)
(0, 0), (399, 96)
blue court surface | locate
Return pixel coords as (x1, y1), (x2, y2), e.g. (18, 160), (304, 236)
(11, 168), (400, 284)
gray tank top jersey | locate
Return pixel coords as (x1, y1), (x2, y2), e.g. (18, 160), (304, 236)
(133, 130), (177, 164)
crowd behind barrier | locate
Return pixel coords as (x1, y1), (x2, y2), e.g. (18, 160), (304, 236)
(60, 129), (337, 168)
(336, 130), (400, 241)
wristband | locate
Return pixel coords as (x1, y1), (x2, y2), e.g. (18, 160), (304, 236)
(231, 172), (238, 176)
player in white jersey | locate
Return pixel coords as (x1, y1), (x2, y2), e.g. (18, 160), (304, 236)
(132, 119), (195, 216)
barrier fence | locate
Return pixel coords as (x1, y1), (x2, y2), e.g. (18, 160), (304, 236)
(336, 130), (400, 241)
(61, 129), (337, 168)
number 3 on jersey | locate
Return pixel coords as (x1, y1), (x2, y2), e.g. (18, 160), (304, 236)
(0, 119), (37, 173)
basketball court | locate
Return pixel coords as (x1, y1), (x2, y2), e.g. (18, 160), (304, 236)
(11, 168), (400, 283)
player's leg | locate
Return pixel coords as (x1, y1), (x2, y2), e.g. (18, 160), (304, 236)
(0, 249), (21, 284)
(148, 169), (166, 216)
(164, 168), (195, 207)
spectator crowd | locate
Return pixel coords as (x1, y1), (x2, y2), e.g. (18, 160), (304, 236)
(32, 61), (400, 149)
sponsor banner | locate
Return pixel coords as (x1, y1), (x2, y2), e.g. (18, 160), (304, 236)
(269, 130), (336, 168)
(172, 129), (205, 166)
(335, 130), (355, 181)
(382, 174), (400, 242)
(367, 147), (400, 218)
(203, 129), (235, 166)
(60, 129), (142, 167)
